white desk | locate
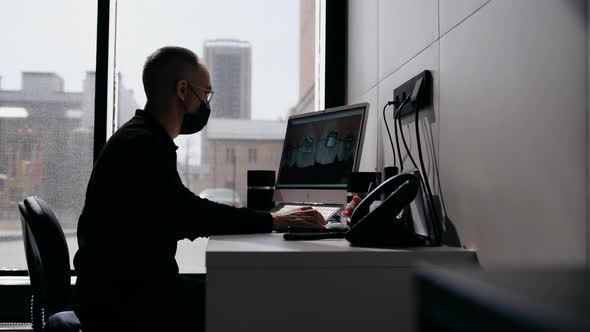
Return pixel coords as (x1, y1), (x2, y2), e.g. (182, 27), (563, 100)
(206, 233), (477, 332)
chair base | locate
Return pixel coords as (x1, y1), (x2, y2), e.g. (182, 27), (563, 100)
(46, 311), (81, 332)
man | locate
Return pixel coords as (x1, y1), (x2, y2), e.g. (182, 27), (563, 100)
(73, 46), (325, 331)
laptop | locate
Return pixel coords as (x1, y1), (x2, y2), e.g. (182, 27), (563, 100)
(272, 103), (369, 227)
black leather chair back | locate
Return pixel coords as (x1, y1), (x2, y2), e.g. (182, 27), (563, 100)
(19, 196), (72, 327)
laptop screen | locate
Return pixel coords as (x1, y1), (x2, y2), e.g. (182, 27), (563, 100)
(276, 104), (367, 189)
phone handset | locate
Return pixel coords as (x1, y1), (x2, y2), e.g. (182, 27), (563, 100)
(349, 172), (419, 227)
(345, 172), (424, 247)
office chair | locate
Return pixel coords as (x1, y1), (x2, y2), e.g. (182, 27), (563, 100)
(18, 196), (81, 332)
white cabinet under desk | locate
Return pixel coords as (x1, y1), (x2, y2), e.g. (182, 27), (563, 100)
(206, 233), (477, 332)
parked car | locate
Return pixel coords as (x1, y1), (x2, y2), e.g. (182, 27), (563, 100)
(199, 188), (243, 207)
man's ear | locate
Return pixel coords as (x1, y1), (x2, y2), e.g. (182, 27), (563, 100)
(176, 79), (187, 101)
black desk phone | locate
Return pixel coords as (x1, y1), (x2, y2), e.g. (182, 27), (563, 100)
(284, 172), (429, 247)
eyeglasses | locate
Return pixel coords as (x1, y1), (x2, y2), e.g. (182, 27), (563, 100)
(188, 82), (214, 104)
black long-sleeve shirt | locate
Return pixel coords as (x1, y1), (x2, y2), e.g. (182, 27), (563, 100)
(73, 109), (272, 316)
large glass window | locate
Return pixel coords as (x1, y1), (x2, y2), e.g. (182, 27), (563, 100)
(0, 2), (97, 270)
(116, 0), (316, 272)
(0, 0), (320, 273)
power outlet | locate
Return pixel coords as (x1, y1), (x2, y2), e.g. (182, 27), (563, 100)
(393, 70), (432, 118)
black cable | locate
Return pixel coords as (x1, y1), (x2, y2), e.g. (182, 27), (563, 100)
(382, 102), (397, 168)
(396, 100), (419, 170)
(398, 99), (434, 243)
(394, 106), (403, 172)
(423, 120), (449, 219)
(397, 93), (439, 245)
(414, 99), (442, 245)
(393, 99), (408, 171)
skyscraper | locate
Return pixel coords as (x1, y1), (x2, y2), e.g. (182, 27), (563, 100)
(289, 0), (316, 116)
(203, 39), (251, 119)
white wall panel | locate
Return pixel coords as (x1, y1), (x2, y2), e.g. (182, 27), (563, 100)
(378, 0), (437, 80)
(439, 0), (490, 36)
(350, 86), (379, 172)
(439, 0), (587, 266)
(348, 0), (379, 100)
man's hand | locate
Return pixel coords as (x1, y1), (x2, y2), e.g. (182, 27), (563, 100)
(271, 207), (327, 232)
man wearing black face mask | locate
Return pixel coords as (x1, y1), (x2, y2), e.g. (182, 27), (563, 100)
(179, 81), (212, 134)
(72, 46), (326, 331)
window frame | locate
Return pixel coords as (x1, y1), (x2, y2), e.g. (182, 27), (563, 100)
(94, 0), (115, 159)
(226, 147), (236, 162)
(321, 0), (348, 109)
(248, 148), (257, 163)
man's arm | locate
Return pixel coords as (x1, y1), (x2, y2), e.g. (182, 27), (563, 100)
(132, 134), (324, 240)
(173, 184), (274, 238)
(169, 173), (327, 238)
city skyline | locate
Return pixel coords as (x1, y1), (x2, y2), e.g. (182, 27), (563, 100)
(1, 1), (302, 169)
(0, 70), (287, 207)
(0, 1), (300, 120)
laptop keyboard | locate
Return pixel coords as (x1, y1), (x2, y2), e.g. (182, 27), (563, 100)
(276, 204), (341, 221)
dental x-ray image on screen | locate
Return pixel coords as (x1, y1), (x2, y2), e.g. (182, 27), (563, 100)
(277, 105), (366, 189)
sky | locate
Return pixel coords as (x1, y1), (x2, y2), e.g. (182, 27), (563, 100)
(0, 0), (300, 120)
(0, 0), (302, 165)
(0, 1), (97, 92)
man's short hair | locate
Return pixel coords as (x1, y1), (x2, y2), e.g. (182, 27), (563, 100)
(142, 46), (200, 100)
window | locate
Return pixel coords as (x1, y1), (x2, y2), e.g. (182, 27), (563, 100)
(248, 148), (257, 163)
(226, 147), (236, 162)
(0, 1), (328, 274)
(116, 0), (317, 272)
(0, 2), (97, 270)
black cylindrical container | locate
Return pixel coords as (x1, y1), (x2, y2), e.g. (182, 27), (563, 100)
(346, 171), (381, 202)
(247, 170), (276, 211)
(383, 166), (399, 181)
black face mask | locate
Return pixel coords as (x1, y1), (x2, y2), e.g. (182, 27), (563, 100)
(180, 101), (211, 135)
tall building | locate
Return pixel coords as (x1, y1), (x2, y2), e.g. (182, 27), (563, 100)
(78, 72), (139, 129)
(0, 71), (138, 227)
(290, 0), (316, 116)
(117, 73), (140, 127)
(203, 39), (252, 119)
(0, 72), (87, 223)
(201, 39), (253, 166)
